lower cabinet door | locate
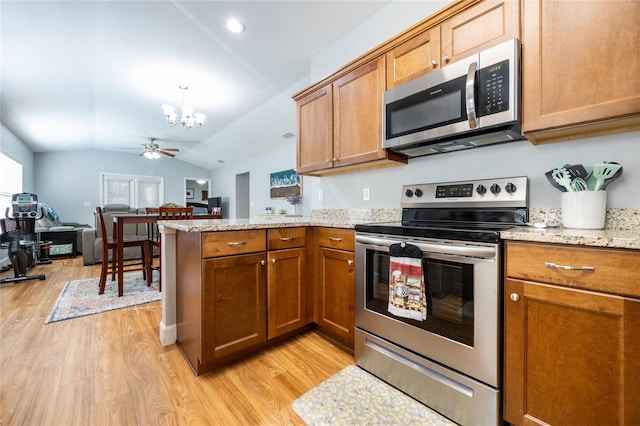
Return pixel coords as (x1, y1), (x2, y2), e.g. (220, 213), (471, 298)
(267, 248), (306, 338)
(202, 253), (267, 363)
(317, 247), (355, 349)
(504, 278), (640, 425)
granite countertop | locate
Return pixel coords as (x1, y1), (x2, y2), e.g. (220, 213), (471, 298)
(159, 208), (640, 250)
(500, 226), (640, 250)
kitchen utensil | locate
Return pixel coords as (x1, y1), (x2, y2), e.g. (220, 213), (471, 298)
(584, 166), (596, 190)
(592, 162), (623, 191)
(545, 169), (568, 192)
(551, 168), (573, 192)
(570, 177), (588, 191)
(600, 161), (623, 190)
(563, 164), (589, 181)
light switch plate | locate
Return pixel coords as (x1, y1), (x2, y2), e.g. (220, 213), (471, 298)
(318, 190), (324, 201)
(363, 188), (370, 201)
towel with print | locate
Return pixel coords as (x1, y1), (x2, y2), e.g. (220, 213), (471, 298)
(388, 242), (431, 321)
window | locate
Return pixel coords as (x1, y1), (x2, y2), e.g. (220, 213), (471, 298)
(0, 153), (23, 219)
(100, 173), (163, 208)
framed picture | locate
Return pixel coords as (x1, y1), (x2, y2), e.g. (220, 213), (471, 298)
(270, 169), (302, 199)
(186, 188), (194, 199)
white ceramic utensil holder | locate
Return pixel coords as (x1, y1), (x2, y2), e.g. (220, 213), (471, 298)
(561, 191), (607, 229)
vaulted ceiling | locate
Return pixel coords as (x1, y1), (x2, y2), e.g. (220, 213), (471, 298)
(1, 1), (391, 170)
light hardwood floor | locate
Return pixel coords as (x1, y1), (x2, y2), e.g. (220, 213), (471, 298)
(0, 257), (355, 425)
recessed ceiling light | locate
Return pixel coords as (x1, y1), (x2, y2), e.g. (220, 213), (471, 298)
(226, 18), (245, 33)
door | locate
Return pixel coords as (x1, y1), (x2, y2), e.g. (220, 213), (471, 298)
(235, 172), (250, 219)
(267, 248), (306, 338)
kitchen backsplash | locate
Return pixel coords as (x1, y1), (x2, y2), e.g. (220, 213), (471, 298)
(312, 208), (640, 230)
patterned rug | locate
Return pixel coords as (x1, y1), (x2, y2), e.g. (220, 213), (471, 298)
(45, 271), (160, 324)
(292, 365), (456, 426)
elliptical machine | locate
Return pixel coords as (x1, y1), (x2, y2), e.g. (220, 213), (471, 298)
(0, 193), (50, 284)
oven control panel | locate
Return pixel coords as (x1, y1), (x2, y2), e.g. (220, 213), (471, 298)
(402, 176), (528, 208)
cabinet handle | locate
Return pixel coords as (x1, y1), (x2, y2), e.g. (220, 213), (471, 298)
(227, 241), (247, 246)
(430, 59), (437, 68)
(329, 237), (343, 242)
(443, 55), (450, 63)
(279, 237), (295, 241)
(510, 293), (519, 302)
(348, 260), (353, 265)
(544, 262), (595, 272)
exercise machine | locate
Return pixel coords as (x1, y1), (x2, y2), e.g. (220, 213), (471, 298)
(0, 193), (51, 284)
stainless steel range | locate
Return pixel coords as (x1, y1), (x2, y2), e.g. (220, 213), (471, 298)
(354, 176), (528, 426)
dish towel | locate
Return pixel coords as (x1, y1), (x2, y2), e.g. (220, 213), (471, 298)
(388, 242), (431, 321)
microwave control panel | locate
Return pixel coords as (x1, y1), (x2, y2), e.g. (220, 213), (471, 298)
(478, 59), (509, 117)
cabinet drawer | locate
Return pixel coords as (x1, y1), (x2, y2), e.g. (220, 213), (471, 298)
(202, 230), (266, 258)
(267, 227), (306, 250)
(505, 241), (640, 297)
(316, 227), (354, 251)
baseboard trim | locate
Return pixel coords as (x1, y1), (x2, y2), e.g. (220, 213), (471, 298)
(159, 321), (177, 346)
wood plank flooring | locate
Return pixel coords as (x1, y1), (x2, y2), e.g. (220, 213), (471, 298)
(0, 257), (355, 425)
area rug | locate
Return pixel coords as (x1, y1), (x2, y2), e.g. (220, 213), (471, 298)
(292, 365), (456, 426)
(45, 271), (160, 324)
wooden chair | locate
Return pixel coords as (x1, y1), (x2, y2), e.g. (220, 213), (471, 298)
(148, 207), (193, 290)
(96, 207), (151, 295)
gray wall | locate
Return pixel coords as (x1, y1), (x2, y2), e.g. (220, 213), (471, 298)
(1, 124), (35, 192)
(34, 150), (211, 226)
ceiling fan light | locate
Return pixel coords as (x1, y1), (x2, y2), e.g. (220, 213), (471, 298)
(143, 151), (154, 159)
(151, 151), (161, 159)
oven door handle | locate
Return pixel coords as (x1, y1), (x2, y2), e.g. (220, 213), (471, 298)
(356, 235), (496, 259)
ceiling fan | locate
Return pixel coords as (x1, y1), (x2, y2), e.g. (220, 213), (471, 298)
(139, 138), (179, 159)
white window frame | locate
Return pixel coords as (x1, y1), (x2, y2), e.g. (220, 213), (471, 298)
(100, 173), (164, 208)
(0, 153), (23, 219)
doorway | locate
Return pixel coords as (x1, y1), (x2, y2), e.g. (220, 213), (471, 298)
(235, 172), (250, 219)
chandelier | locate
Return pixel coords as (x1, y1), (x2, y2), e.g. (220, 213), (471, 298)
(162, 85), (206, 130)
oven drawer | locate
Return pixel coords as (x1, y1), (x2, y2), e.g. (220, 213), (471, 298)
(505, 241), (640, 297)
(202, 230), (266, 258)
(316, 227), (354, 251)
(355, 328), (500, 426)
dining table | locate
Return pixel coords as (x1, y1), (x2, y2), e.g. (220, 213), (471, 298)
(111, 213), (222, 296)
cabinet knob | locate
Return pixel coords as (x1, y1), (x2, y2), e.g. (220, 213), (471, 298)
(326, 158), (331, 163)
(510, 293), (520, 302)
(443, 55), (450, 63)
(272, 258), (276, 264)
(260, 259), (265, 266)
(332, 157), (338, 162)
(348, 260), (353, 265)
(430, 59), (437, 68)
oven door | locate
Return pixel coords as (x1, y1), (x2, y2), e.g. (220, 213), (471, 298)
(355, 233), (501, 388)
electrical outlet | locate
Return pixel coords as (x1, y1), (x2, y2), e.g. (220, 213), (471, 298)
(318, 190), (324, 201)
(363, 188), (370, 201)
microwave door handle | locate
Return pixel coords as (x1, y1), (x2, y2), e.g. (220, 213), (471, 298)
(465, 61), (478, 129)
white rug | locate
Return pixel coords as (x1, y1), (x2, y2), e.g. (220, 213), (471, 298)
(45, 271), (160, 324)
(292, 365), (457, 425)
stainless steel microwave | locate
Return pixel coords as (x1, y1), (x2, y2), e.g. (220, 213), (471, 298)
(382, 38), (525, 158)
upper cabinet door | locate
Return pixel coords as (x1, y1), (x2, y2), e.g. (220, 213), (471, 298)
(296, 85), (333, 174)
(522, 0), (640, 141)
(440, 0), (520, 65)
(333, 56), (387, 168)
(386, 27), (441, 89)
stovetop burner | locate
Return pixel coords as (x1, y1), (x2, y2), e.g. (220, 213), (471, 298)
(355, 176), (529, 243)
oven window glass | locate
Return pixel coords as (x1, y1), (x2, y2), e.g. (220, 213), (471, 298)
(366, 250), (474, 346)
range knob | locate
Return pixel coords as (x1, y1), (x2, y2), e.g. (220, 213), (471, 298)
(405, 189), (414, 197)
(414, 188), (423, 197)
(505, 182), (517, 194)
(490, 183), (501, 194)
(476, 184), (487, 195)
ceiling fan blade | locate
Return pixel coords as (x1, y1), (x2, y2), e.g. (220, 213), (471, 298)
(162, 148), (180, 152)
(158, 150), (176, 158)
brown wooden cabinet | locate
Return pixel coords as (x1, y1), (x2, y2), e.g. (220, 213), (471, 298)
(386, 0), (519, 89)
(296, 58), (406, 176)
(176, 229), (267, 375)
(504, 241), (640, 425)
(315, 227), (355, 351)
(266, 227), (309, 339)
(522, 0), (640, 143)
